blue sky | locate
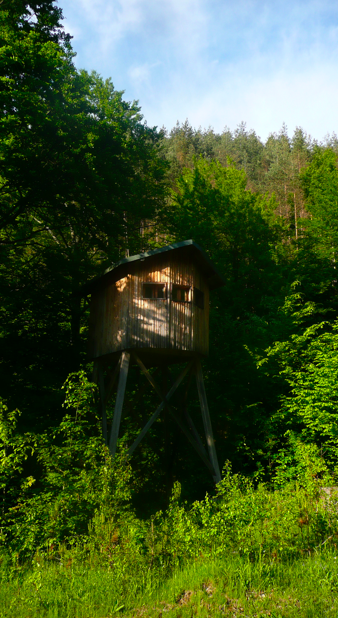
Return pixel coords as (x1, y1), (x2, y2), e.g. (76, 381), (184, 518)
(59, 0), (338, 142)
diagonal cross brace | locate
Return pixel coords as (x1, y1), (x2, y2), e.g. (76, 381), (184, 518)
(195, 360), (221, 483)
(127, 358), (194, 457)
(132, 354), (216, 476)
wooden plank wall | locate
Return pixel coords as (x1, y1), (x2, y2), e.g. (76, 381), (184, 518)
(130, 259), (170, 350)
(88, 253), (210, 359)
(191, 262), (209, 356)
(168, 254), (192, 352)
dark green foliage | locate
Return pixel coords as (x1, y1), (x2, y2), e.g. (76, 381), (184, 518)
(301, 148), (338, 260)
(161, 120), (264, 185)
(0, 371), (136, 558)
(0, 1), (168, 429)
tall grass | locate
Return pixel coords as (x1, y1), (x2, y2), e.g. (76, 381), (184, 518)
(1, 472), (338, 617)
(0, 548), (338, 616)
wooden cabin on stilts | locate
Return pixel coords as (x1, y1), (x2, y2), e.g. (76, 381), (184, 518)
(83, 240), (224, 484)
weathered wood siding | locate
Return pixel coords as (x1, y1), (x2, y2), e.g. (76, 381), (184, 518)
(191, 261), (209, 356)
(88, 253), (209, 360)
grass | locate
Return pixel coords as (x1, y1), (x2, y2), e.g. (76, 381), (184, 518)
(0, 549), (338, 617)
(125, 550), (338, 617)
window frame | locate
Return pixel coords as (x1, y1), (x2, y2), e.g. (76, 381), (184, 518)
(171, 284), (192, 303)
(142, 282), (167, 300)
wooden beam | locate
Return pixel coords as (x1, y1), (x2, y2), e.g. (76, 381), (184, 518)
(109, 351), (130, 458)
(162, 365), (171, 491)
(123, 367), (160, 423)
(181, 365), (206, 451)
(180, 364), (214, 474)
(195, 360), (222, 484)
(167, 406), (215, 475)
(132, 355), (214, 475)
(184, 408), (208, 460)
(132, 353), (168, 402)
(127, 359), (193, 457)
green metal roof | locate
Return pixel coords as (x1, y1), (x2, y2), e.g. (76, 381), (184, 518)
(83, 240), (225, 294)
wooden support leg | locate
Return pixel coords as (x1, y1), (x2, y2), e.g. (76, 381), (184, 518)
(184, 408), (208, 461)
(195, 360), (222, 484)
(109, 351), (130, 458)
(162, 365), (171, 495)
(181, 365), (210, 464)
(166, 403), (215, 475)
(181, 366), (207, 456)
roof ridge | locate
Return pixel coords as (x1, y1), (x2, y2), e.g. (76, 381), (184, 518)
(82, 239), (224, 295)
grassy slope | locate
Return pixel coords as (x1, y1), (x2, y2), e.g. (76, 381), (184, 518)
(1, 550), (338, 617)
(133, 552), (338, 617)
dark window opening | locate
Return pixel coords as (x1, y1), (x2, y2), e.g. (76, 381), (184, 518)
(172, 285), (191, 302)
(194, 287), (204, 309)
(143, 283), (166, 299)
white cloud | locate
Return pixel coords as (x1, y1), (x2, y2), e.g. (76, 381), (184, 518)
(59, 0), (338, 141)
(128, 61), (161, 87)
(61, 0), (142, 70)
(62, 0), (207, 55)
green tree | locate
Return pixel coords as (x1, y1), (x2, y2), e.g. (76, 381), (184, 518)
(301, 148), (338, 262)
(0, 372), (136, 557)
(259, 315), (338, 473)
(225, 122), (264, 187)
(0, 1), (168, 429)
(161, 121), (264, 189)
(0, 0), (75, 235)
(166, 156), (282, 306)
(261, 126), (312, 237)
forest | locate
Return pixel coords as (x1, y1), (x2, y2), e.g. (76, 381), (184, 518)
(2, 1), (338, 616)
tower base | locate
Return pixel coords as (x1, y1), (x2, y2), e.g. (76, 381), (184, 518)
(93, 351), (221, 484)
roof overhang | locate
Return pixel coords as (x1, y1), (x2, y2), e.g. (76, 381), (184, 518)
(82, 240), (225, 295)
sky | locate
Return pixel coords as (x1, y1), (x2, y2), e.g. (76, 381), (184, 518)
(59, 0), (338, 142)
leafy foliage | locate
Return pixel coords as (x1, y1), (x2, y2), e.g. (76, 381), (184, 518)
(0, 372), (135, 558)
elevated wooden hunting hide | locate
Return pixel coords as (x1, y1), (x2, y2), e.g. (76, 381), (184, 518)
(83, 240), (224, 483)
(85, 240), (223, 366)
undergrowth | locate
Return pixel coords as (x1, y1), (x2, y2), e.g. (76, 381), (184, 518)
(1, 373), (338, 616)
(0, 473), (337, 617)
